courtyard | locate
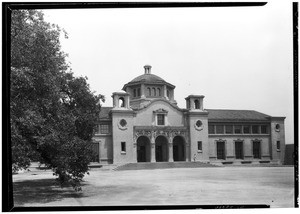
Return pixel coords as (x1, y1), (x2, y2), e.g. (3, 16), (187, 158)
(13, 166), (294, 208)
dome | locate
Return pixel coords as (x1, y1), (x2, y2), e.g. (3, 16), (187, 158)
(129, 73), (166, 84)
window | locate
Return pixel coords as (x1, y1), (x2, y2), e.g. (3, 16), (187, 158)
(152, 88), (156, 96)
(157, 114), (165, 125)
(234, 125), (242, 134)
(253, 141), (261, 159)
(208, 125), (215, 134)
(147, 87), (151, 96)
(277, 141), (280, 151)
(167, 90), (170, 98)
(157, 88), (161, 96)
(275, 124), (280, 130)
(196, 120), (202, 128)
(121, 142), (126, 153)
(252, 125), (259, 134)
(194, 99), (200, 109)
(137, 88), (141, 97)
(225, 125), (233, 134)
(99, 124), (110, 134)
(243, 125), (250, 134)
(133, 89), (136, 97)
(261, 125), (268, 134)
(216, 125), (224, 134)
(119, 97), (125, 107)
(198, 141), (202, 151)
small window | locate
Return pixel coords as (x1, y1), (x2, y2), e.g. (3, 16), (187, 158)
(157, 88), (161, 96)
(121, 142), (126, 153)
(99, 124), (110, 134)
(243, 125), (250, 134)
(198, 141), (202, 151)
(152, 88), (156, 96)
(119, 97), (125, 107)
(277, 141), (280, 151)
(147, 87), (151, 96)
(275, 124), (280, 130)
(216, 125), (224, 134)
(196, 120), (202, 128)
(225, 125), (233, 134)
(261, 125), (268, 134)
(133, 89), (136, 97)
(137, 88), (141, 97)
(208, 125), (215, 134)
(194, 100), (200, 109)
(234, 125), (242, 134)
(167, 90), (170, 98)
(252, 125), (259, 134)
(157, 114), (165, 125)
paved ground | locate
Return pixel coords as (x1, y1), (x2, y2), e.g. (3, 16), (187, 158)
(13, 167), (294, 207)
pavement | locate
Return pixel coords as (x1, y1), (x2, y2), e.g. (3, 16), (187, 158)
(13, 166), (295, 208)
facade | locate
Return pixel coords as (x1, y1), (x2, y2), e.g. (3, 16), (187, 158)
(93, 65), (286, 165)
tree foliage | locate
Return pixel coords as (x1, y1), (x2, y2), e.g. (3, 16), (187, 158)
(10, 10), (104, 190)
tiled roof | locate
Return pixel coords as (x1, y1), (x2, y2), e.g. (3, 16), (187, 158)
(130, 73), (165, 83)
(99, 106), (112, 120)
(206, 109), (271, 122)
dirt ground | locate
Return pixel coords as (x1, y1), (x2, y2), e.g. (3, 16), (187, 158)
(13, 167), (294, 208)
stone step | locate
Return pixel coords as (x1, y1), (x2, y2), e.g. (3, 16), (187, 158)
(114, 161), (219, 171)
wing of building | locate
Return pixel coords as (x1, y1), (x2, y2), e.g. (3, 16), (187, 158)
(93, 65), (286, 165)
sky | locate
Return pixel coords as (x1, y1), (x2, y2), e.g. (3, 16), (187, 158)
(42, 1), (294, 144)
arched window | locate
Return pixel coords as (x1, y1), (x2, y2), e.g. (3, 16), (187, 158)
(167, 90), (170, 98)
(157, 88), (161, 96)
(152, 88), (156, 96)
(147, 87), (151, 96)
(194, 99), (200, 109)
(137, 88), (141, 97)
(119, 97), (125, 107)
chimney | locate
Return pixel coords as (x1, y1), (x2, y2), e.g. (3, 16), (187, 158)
(144, 65), (152, 74)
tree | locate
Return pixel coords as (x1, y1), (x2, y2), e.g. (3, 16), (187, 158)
(10, 9), (104, 190)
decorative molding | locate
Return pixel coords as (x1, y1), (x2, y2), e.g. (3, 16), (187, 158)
(117, 119), (128, 130)
(153, 108), (168, 114)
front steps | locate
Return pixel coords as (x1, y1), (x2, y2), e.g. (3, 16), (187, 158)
(114, 161), (219, 171)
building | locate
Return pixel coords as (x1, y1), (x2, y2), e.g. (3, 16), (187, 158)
(92, 65), (286, 165)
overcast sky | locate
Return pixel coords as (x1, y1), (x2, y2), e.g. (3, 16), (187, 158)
(42, 1), (294, 144)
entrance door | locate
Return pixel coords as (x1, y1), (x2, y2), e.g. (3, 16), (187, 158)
(173, 136), (185, 161)
(235, 141), (244, 159)
(137, 146), (146, 162)
(91, 143), (99, 162)
(217, 141), (225, 160)
(155, 135), (168, 162)
(137, 136), (151, 162)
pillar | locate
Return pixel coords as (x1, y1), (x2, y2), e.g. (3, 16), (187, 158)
(151, 136), (156, 162)
(168, 137), (174, 162)
(186, 143), (190, 162)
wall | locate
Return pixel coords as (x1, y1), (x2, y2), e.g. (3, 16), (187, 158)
(134, 100), (185, 127)
(92, 135), (113, 164)
(270, 118), (286, 164)
(111, 110), (136, 164)
(188, 111), (209, 162)
(208, 136), (271, 163)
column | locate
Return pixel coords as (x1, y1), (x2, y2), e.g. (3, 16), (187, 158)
(168, 137), (174, 162)
(150, 136), (156, 162)
(141, 84), (146, 98)
(163, 85), (167, 98)
(186, 143), (190, 162)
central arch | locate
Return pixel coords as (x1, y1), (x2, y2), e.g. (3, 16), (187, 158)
(155, 135), (169, 162)
(137, 136), (151, 162)
(173, 136), (185, 161)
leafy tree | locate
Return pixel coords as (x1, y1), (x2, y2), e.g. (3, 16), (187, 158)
(10, 10), (104, 190)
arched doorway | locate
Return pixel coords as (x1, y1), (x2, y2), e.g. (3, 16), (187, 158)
(137, 136), (151, 162)
(173, 136), (185, 161)
(155, 135), (169, 162)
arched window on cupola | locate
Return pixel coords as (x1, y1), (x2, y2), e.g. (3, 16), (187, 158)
(147, 87), (151, 96)
(119, 97), (125, 107)
(194, 99), (200, 109)
(157, 88), (161, 96)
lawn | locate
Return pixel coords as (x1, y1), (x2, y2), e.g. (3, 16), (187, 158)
(13, 167), (294, 208)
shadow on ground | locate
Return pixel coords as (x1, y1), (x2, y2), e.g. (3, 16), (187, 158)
(13, 178), (87, 206)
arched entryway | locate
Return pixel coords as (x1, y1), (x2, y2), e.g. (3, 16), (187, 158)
(137, 136), (151, 162)
(155, 135), (169, 162)
(173, 136), (185, 161)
